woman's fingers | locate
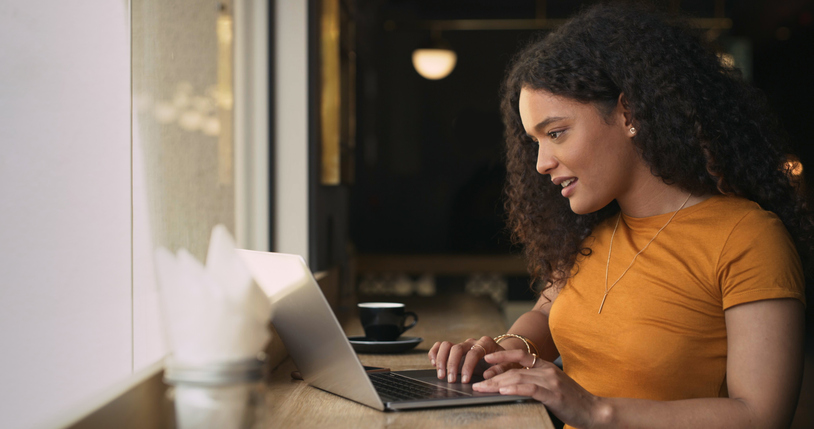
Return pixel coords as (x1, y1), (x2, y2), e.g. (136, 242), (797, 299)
(475, 351), (547, 392)
(473, 363), (555, 398)
(446, 342), (469, 382)
(429, 337), (521, 383)
(495, 382), (554, 404)
(460, 336), (500, 383)
(434, 341), (454, 379)
(483, 362), (521, 379)
(484, 348), (537, 367)
(472, 369), (517, 392)
(430, 337), (496, 383)
(428, 342), (440, 366)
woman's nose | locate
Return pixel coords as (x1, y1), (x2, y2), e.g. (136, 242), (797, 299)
(536, 144), (557, 175)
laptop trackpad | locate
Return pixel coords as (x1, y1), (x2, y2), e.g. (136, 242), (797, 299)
(392, 369), (500, 397)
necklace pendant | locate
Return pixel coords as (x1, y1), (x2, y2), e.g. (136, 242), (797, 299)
(598, 292), (609, 314)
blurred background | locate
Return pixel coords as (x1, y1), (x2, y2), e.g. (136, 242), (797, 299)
(350, 0), (814, 257)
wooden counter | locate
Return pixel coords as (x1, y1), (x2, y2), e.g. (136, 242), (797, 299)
(262, 295), (555, 429)
(65, 294), (554, 429)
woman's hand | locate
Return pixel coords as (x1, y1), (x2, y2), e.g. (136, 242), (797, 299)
(428, 336), (523, 383)
(473, 349), (606, 429)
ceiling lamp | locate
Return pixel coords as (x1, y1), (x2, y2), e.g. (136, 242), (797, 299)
(412, 36), (457, 80)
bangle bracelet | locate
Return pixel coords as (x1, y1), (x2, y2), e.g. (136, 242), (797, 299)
(493, 333), (539, 356)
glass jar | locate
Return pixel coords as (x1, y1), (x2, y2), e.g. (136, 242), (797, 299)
(164, 356), (266, 429)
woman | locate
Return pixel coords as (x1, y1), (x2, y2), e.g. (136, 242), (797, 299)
(429, 4), (810, 428)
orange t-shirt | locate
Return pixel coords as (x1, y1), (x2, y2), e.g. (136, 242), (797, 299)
(549, 195), (805, 408)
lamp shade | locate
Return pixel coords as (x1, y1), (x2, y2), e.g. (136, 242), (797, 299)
(412, 48), (457, 80)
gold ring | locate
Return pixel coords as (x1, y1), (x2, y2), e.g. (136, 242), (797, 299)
(470, 343), (487, 354)
(524, 353), (538, 370)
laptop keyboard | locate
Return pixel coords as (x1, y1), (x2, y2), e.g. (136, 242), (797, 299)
(369, 372), (472, 402)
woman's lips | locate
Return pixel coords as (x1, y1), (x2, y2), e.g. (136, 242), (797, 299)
(561, 178), (577, 197)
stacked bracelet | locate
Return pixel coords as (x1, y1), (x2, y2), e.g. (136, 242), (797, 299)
(493, 333), (540, 356)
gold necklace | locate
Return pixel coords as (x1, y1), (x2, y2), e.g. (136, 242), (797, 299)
(598, 193), (693, 314)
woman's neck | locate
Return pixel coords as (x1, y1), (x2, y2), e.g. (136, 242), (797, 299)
(616, 176), (711, 218)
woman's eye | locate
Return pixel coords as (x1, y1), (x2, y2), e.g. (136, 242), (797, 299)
(548, 130), (564, 140)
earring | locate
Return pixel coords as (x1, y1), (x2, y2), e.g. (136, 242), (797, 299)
(629, 127), (636, 134)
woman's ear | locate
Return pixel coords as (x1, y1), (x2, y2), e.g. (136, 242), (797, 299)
(617, 93), (634, 129)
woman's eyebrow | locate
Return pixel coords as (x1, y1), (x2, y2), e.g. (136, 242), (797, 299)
(533, 116), (567, 133)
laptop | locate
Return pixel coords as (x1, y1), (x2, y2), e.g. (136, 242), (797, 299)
(237, 250), (531, 411)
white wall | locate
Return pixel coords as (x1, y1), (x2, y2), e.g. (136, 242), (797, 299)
(0, 1), (132, 428)
(274, 0), (310, 261)
(0, 0), (283, 426)
(235, 0), (271, 253)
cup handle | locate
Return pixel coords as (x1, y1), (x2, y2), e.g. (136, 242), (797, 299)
(402, 311), (418, 332)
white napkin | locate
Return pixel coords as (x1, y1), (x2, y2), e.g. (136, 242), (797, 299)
(155, 225), (272, 365)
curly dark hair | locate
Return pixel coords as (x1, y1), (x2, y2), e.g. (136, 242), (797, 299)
(501, 2), (814, 292)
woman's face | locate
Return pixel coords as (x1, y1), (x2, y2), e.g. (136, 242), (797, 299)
(518, 87), (646, 214)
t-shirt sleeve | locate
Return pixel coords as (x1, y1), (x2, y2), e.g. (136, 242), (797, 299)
(717, 209), (805, 310)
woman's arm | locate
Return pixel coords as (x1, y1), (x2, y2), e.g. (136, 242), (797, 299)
(474, 298), (804, 429)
